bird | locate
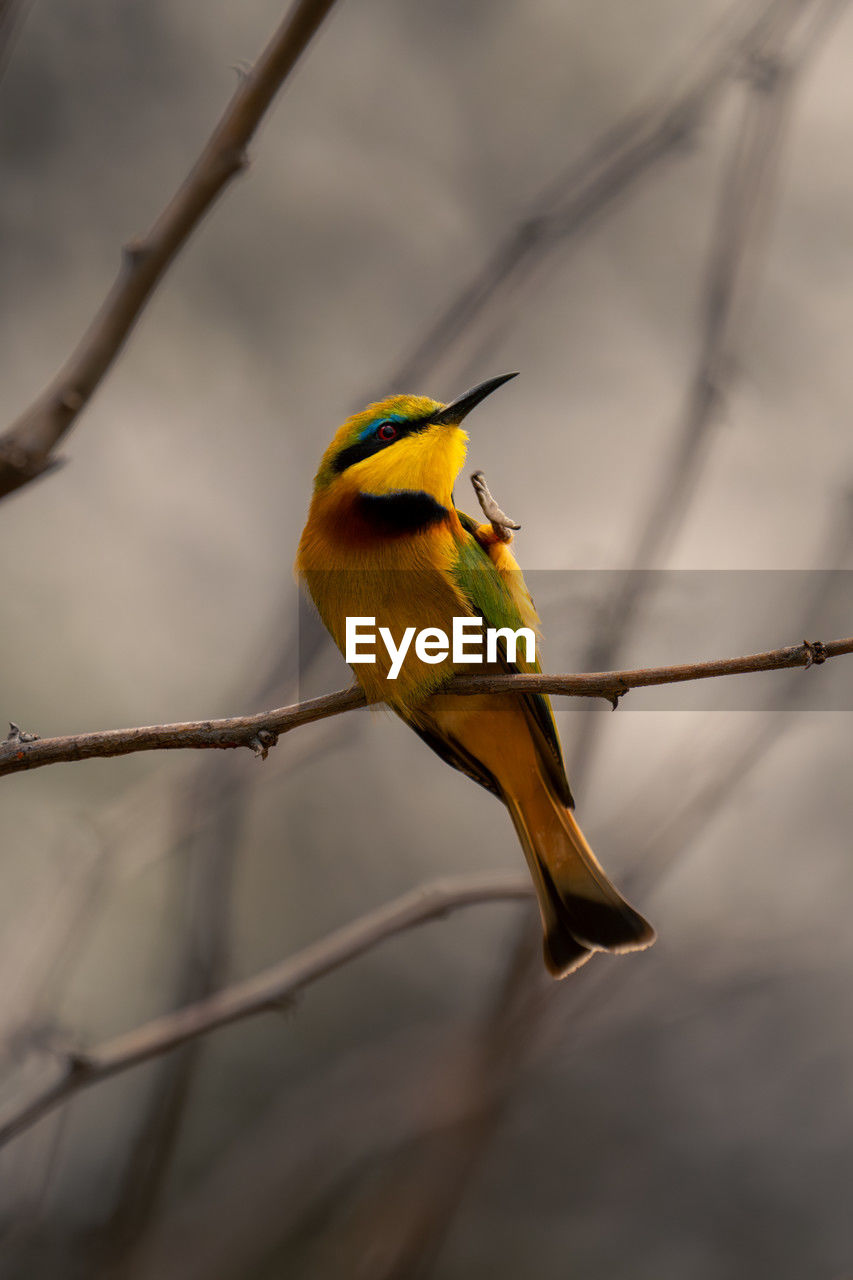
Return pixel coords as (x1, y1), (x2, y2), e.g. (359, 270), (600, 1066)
(296, 373), (654, 976)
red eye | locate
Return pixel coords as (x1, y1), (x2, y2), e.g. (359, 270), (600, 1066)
(377, 422), (398, 442)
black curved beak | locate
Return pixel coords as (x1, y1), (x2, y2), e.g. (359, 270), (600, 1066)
(431, 372), (518, 426)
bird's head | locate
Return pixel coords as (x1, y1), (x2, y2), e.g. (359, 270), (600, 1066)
(312, 373), (518, 508)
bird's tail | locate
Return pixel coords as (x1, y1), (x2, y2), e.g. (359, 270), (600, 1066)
(505, 787), (655, 979)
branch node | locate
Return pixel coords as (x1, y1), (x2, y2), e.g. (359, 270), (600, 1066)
(122, 238), (151, 268)
(802, 639), (827, 669)
(261, 992), (300, 1016)
(742, 50), (786, 94)
(65, 1049), (96, 1077)
(225, 146), (251, 176)
(5, 722), (39, 744)
(0, 442), (33, 474)
(29, 1025), (94, 1076)
(230, 58), (254, 82)
(518, 214), (551, 248)
(605, 681), (630, 711)
(248, 729), (278, 759)
(470, 470), (521, 543)
(58, 388), (84, 414)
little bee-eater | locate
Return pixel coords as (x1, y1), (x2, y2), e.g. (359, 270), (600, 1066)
(297, 374), (654, 976)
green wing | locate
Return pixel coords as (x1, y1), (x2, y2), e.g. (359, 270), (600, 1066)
(450, 510), (574, 808)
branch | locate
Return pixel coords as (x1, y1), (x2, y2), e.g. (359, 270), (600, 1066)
(383, 0), (801, 393)
(0, 872), (532, 1151)
(567, 0), (849, 786)
(0, 0), (28, 81)
(1, 637), (850, 779)
(0, 0), (341, 501)
(362, 6), (853, 1269)
(89, 621), (336, 1264)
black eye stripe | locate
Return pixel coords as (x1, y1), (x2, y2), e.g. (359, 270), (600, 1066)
(331, 415), (434, 475)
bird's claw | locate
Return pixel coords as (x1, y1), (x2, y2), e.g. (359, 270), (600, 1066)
(470, 470), (521, 542)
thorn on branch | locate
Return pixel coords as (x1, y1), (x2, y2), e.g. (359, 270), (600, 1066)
(470, 470), (521, 543)
(261, 992), (299, 1016)
(230, 58), (254, 82)
(65, 1049), (96, 1077)
(222, 146), (251, 178)
(802, 639), (827, 669)
(5, 722), (39, 744)
(248, 729), (278, 759)
(605, 681), (630, 711)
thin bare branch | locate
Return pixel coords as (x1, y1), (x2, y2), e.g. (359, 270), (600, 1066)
(0, 0), (341, 500)
(313, 923), (551, 1280)
(568, 0), (851, 784)
(92, 792), (240, 1268)
(87, 616), (334, 1270)
(0, 685), (366, 776)
(383, 0), (801, 393)
(1, 637), (849, 780)
(336, 6), (852, 1265)
(0, 872), (532, 1152)
(0, 0), (29, 81)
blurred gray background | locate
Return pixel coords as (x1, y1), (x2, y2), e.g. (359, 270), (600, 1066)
(1, 0), (852, 1276)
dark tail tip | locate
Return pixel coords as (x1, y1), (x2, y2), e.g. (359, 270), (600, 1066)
(543, 928), (593, 979)
(561, 891), (656, 953)
(539, 860), (655, 955)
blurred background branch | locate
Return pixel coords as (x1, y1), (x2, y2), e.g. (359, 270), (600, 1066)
(316, 3), (851, 1274)
(0, 0), (28, 82)
(0, 0), (341, 501)
(382, 0), (802, 394)
(568, 0), (851, 786)
(0, 872), (533, 1153)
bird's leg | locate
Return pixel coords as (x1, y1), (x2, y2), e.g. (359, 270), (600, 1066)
(470, 470), (521, 544)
